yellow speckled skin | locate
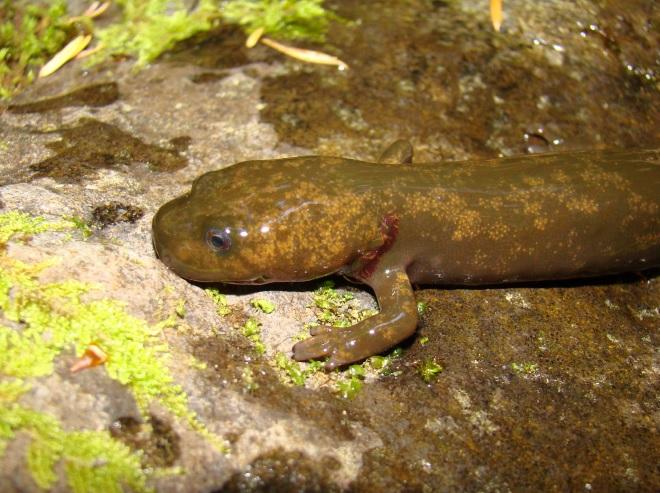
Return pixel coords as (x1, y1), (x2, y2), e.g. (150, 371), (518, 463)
(152, 147), (660, 368)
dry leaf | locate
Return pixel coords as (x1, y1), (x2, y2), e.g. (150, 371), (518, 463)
(70, 344), (108, 373)
(39, 34), (92, 77)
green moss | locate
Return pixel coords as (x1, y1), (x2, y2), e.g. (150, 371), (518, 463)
(417, 301), (428, 315)
(419, 359), (443, 383)
(275, 352), (304, 385)
(175, 299), (186, 318)
(1, 1), (338, 98)
(310, 280), (377, 328)
(336, 365), (365, 399)
(96, 0), (335, 67)
(273, 352), (323, 386)
(511, 362), (538, 375)
(0, 379), (30, 404)
(93, 0), (220, 68)
(366, 347), (403, 376)
(66, 215), (93, 239)
(0, 0), (72, 99)
(251, 298), (275, 314)
(222, 0), (334, 42)
(0, 404), (150, 492)
(241, 366), (259, 392)
(241, 317), (265, 354)
(0, 211), (229, 489)
(0, 210), (74, 244)
(1, 255), (227, 447)
(206, 288), (231, 316)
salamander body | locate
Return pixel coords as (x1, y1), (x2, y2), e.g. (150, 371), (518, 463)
(152, 144), (660, 368)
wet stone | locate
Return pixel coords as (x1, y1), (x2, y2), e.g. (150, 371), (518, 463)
(258, 0), (659, 159)
(15, 118), (188, 184)
(219, 450), (342, 493)
(109, 415), (181, 468)
(7, 82), (120, 114)
(0, 0), (658, 492)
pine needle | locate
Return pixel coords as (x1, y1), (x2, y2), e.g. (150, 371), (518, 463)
(490, 0), (503, 32)
(39, 34), (92, 77)
(246, 27), (264, 48)
(260, 37), (348, 70)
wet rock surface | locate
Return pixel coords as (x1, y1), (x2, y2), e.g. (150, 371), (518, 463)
(0, 0), (658, 492)
(259, 0), (659, 160)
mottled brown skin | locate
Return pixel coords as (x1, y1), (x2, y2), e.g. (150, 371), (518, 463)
(152, 145), (660, 369)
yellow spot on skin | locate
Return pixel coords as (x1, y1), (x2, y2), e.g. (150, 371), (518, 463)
(523, 202), (542, 215)
(635, 232), (660, 249)
(628, 192), (659, 215)
(566, 197), (599, 214)
(489, 223), (510, 240)
(523, 176), (545, 187)
(551, 169), (571, 184)
(472, 249), (488, 267)
(451, 209), (481, 241)
(533, 217), (548, 230)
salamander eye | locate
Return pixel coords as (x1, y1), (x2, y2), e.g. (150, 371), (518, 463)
(206, 228), (231, 253)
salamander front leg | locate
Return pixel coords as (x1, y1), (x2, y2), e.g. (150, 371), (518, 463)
(293, 268), (419, 370)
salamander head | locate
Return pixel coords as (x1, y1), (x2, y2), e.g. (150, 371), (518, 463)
(152, 157), (381, 284)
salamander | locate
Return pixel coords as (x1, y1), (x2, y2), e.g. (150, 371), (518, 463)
(152, 143), (660, 369)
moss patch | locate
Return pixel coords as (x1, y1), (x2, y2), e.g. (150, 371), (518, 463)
(93, 0), (220, 68)
(511, 362), (539, 375)
(0, 211), (227, 490)
(0, 377), (150, 492)
(0, 210), (73, 244)
(222, 0), (334, 42)
(310, 280), (377, 328)
(336, 365), (365, 399)
(251, 298), (275, 314)
(206, 288), (232, 316)
(1, 400), (150, 492)
(274, 352), (322, 386)
(241, 318), (266, 354)
(93, 0), (335, 68)
(2, 0), (338, 98)
(0, 0), (72, 99)
(419, 359), (443, 383)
